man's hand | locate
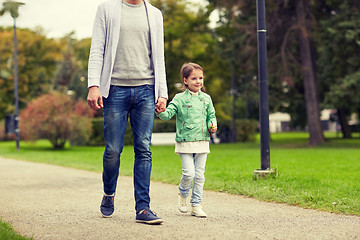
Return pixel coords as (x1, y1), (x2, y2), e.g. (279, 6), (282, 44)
(87, 86), (103, 110)
(155, 97), (167, 113)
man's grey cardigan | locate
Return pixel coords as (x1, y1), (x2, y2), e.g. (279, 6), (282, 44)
(88, 0), (168, 101)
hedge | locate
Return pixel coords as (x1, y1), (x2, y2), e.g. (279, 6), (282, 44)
(88, 117), (257, 146)
(88, 118), (176, 146)
(217, 119), (258, 143)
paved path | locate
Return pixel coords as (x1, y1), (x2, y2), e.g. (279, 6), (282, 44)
(0, 157), (359, 240)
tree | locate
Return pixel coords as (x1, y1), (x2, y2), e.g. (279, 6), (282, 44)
(208, 0), (260, 111)
(0, 27), (62, 119)
(150, 0), (226, 103)
(204, 1), (264, 143)
(208, 0), (327, 145)
(294, 0), (325, 145)
(67, 37), (91, 101)
(19, 92), (95, 148)
(262, 0), (326, 145)
(318, 0), (360, 138)
(54, 33), (79, 91)
(52, 32), (90, 101)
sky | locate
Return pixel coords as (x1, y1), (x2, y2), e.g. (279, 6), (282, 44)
(0, 0), (114, 39)
(0, 0), (209, 40)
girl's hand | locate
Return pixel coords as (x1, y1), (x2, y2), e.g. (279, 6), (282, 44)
(210, 124), (217, 133)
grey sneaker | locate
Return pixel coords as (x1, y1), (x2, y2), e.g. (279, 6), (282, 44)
(136, 207), (163, 225)
(100, 195), (114, 218)
(178, 193), (188, 213)
(191, 205), (207, 218)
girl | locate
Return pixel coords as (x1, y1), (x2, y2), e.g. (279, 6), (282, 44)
(157, 62), (217, 218)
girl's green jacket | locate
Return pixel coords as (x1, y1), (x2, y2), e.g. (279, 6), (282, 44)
(157, 89), (217, 142)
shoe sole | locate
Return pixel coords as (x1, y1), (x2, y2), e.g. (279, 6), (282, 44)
(101, 213), (113, 218)
(136, 219), (164, 225)
(191, 213), (207, 218)
(178, 207), (188, 213)
(100, 209), (114, 218)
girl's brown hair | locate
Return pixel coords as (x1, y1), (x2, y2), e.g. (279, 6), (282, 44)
(179, 62), (206, 92)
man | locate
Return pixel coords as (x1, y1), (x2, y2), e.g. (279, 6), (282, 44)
(87, 0), (167, 225)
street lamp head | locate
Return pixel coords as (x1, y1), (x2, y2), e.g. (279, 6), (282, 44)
(0, 1), (25, 19)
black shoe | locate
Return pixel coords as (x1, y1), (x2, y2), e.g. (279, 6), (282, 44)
(136, 207), (163, 225)
(100, 195), (114, 218)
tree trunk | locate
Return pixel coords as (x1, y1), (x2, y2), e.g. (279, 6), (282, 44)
(296, 0), (325, 146)
(337, 108), (352, 138)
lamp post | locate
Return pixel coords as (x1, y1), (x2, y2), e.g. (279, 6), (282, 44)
(254, 0), (274, 178)
(231, 63), (237, 143)
(13, 17), (20, 150)
(0, 0), (25, 150)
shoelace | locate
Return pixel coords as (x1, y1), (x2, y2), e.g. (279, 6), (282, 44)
(103, 196), (114, 206)
(139, 208), (158, 216)
(179, 197), (187, 206)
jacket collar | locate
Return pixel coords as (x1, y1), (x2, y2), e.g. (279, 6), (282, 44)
(184, 89), (205, 102)
(185, 89), (203, 96)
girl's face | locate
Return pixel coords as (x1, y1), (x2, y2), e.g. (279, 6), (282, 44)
(184, 69), (204, 93)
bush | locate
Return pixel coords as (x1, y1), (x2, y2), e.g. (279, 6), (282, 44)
(88, 118), (134, 146)
(124, 122), (133, 146)
(0, 119), (16, 141)
(0, 120), (5, 141)
(88, 117), (175, 146)
(153, 117), (257, 143)
(153, 119), (176, 132)
(88, 118), (105, 146)
(217, 119), (258, 143)
(20, 92), (95, 148)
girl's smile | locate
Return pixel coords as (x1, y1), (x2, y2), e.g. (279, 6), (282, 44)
(184, 69), (204, 93)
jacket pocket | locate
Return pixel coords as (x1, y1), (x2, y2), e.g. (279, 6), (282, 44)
(185, 124), (195, 130)
(179, 122), (186, 134)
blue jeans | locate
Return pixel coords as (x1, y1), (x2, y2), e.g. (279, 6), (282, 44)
(102, 85), (155, 211)
(178, 153), (207, 206)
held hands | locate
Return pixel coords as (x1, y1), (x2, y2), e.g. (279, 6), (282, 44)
(155, 97), (167, 113)
(87, 88), (166, 112)
(87, 86), (103, 110)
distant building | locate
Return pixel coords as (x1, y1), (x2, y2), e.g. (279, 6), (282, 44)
(269, 112), (290, 133)
(269, 109), (343, 133)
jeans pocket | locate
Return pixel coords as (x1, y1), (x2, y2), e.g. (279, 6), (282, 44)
(146, 85), (154, 91)
(109, 85), (116, 94)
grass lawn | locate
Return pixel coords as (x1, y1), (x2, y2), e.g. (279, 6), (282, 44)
(0, 132), (359, 217)
(0, 218), (33, 240)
